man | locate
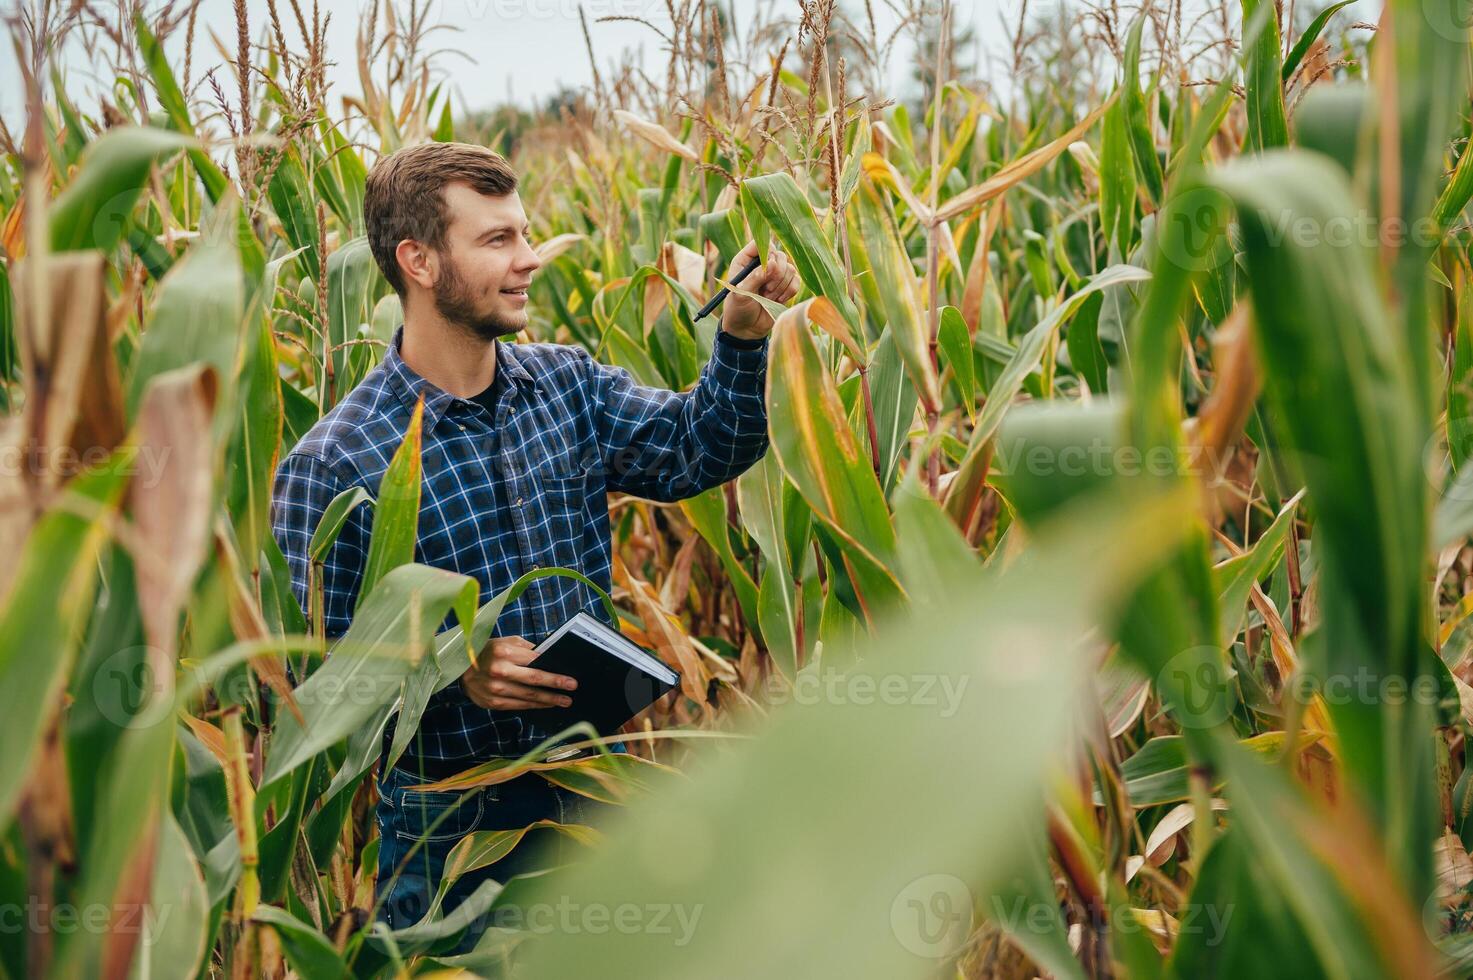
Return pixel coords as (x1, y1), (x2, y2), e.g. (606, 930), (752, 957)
(268, 141), (797, 941)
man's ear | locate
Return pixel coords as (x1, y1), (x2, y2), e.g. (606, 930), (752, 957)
(395, 239), (438, 291)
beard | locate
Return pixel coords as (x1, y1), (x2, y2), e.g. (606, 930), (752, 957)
(432, 253), (524, 342)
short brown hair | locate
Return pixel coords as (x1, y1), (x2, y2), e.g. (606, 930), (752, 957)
(363, 142), (519, 296)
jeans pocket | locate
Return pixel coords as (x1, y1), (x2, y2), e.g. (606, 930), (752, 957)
(395, 788), (485, 844)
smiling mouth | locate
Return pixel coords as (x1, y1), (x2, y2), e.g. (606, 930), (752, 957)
(500, 286), (530, 296)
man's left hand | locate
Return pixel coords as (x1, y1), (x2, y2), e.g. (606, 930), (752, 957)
(720, 239), (801, 341)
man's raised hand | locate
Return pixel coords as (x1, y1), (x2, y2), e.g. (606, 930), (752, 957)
(720, 239), (801, 341)
(460, 635), (578, 710)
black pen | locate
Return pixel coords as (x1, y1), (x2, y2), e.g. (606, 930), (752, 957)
(695, 254), (763, 320)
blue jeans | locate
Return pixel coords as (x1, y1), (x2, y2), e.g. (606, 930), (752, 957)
(373, 761), (609, 950)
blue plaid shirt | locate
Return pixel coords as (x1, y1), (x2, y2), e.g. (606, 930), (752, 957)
(270, 322), (769, 767)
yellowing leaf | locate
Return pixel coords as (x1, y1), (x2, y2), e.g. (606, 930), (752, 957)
(613, 109), (698, 161)
(933, 99), (1114, 223)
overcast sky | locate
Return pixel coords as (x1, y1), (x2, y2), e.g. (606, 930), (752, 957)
(2, 0), (1380, 132)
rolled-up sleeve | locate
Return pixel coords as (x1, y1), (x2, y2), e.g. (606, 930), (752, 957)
(269, 451), (370, 641)
(587, 329), (770, 501)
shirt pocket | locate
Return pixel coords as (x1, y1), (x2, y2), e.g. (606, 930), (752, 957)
(394, 787), (490, 844)
(521, 398), (585, 481)
(537, 473), (592, 572)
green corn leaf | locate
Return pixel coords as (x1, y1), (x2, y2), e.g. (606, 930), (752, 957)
(867, 330), (919, 494)
(1065, 291), (1109, 394)
(680, 486), (760, 637)
(266, 149), (322, 281)
(1204, 740), (1418, 978)
(131, 813), (210, 980)
(255, 757), (316, 904)
(225, 310), (285, 574)
(1213, 152), (1424, 677)
(0, 262), (13, 403)
(892, 469), (983, 610)
(517, 486), (1196, 978)
(1123, 12), (1166, 204)
(767, 299), (905, 623)
(261, 563), (480, 789)
(698, 208), (744, 269)
(325, 236), (378, 403)
(838, 109), (872, 207)
(126, 203), (246, 425)
(359, 397), (423, 603)
(736, 455), (802, 676)
(1281, 0), (1356, 82)
(435, 91), (455, 141)
(317, 120), (367, 234)
(741, 172), (862, 333)
(134, 14), (230, 204)
(1212, 492), (1303, 646)
(855, 186), (942, 412)
(0, 452), (130, 825)
(1433, 137), (1473, 231)
(1099, 92), (1138, 253)
(1240, 0), (1290, 151)
(955, 264), (1150, 478)
(308, 486), (373, 563)
(937, 305), (975, 416)
(48, 126), (192, 253)
(253, 906), (347, 978)
(1213, 149), (1439, 902)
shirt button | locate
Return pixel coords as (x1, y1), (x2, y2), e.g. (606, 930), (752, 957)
(515, 497), (524, 506)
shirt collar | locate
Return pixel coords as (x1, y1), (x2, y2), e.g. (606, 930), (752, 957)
(382, 323), (535, 432)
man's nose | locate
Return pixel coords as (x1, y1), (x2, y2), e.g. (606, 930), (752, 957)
(516, 238), (543, 273)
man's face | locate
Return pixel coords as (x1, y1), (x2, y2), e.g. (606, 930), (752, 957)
(430, 183), (543, 341)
